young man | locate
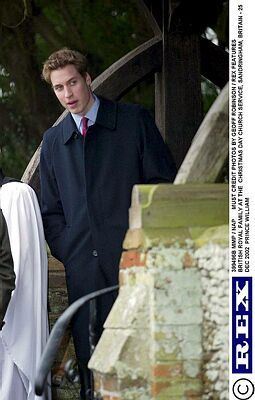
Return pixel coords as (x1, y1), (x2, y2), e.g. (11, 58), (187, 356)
(40, 48), (176, 399)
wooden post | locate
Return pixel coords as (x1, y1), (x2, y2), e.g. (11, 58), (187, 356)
(155, 1), (202, 168)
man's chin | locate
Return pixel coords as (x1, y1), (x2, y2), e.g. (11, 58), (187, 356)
(67, 106), (79, 114)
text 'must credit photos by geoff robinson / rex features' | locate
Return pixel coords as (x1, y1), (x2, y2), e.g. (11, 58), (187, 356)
(230, 0), (255, 399)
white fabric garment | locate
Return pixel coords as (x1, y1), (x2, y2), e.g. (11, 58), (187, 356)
(0, 182), (51, 400)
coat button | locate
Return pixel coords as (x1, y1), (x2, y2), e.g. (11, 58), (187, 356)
(92, 250), (98, 257)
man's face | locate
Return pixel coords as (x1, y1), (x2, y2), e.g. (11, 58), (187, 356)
(50, 64), (94, 115)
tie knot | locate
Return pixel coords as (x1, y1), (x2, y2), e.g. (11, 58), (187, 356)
(81, 117), (88, 136)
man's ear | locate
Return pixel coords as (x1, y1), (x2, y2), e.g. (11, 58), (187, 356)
(85, 73), (92, 86)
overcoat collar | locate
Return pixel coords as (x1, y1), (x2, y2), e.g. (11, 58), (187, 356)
(62, 96), (117, 144)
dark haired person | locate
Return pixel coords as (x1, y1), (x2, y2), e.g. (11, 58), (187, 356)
(40, 48), (176, 399)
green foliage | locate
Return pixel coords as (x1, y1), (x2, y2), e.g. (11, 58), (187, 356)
(34, 0), (151, 76)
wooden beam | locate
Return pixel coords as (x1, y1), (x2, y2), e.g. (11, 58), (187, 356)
(91, 36), (162, 100)
(200, 37), (229, 88)
(174, 82), (229, 184)
(154, 1), (203, 168)
(155, 36), (202, 167)
(139, 0), (163, 31)
(136, 0), (162, 35)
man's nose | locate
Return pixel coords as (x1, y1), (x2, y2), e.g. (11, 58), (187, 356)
(64, 86), (72, 98)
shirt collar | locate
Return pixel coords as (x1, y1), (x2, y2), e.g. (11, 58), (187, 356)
(71, 94), (100, 133)
(62, 96), (117, 144)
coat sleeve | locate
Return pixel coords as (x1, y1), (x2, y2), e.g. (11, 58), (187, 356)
(39, 132), (68, 263)
(138, 107), (177, 183)
(0, 208), (15, 329)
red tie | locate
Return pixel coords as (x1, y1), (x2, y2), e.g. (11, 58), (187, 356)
(81, 117), (88, 136)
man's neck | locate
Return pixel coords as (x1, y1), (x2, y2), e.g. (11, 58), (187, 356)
(71, 95), (100, 131)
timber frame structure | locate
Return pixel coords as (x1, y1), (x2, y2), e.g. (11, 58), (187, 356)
(22, 0), (229, 188)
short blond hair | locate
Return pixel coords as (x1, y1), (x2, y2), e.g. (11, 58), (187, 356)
(42, 48), (88, 84)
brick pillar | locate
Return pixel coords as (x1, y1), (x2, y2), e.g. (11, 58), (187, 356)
(89, 184), (229, 399)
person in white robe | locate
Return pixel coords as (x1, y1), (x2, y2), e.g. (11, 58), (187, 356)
(0, 181), (51, 400)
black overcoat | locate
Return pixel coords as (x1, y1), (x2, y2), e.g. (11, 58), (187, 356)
(40, 96), (176, 372)
(40, 97), (176, 291)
